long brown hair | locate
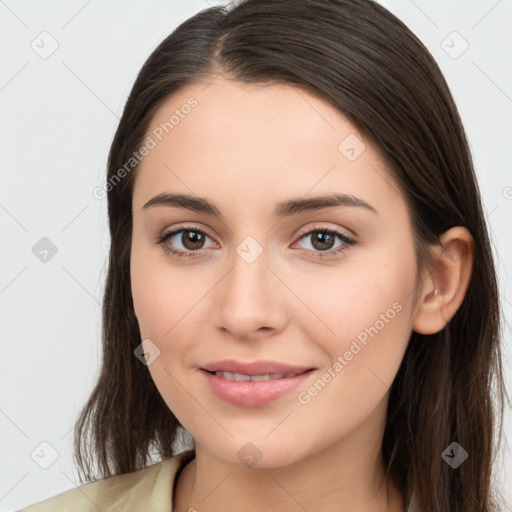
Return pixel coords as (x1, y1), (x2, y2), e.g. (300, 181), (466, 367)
(74, 1), (509, 510)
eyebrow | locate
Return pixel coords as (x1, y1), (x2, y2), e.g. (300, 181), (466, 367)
(142, 192), (378, 219)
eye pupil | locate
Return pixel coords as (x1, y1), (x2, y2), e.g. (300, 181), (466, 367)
(183, 230), (204, 250)
(312, 231), (334, 250)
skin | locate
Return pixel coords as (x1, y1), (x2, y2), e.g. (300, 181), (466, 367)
(130, 76), (474, 512)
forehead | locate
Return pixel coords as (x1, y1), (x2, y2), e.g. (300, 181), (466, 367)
(144, 76), (362, 159)
(132, 77), (405, 221)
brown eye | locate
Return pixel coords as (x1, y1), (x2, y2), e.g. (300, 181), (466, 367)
(293, 227), (357, 260)
(178, 230), (206, 250)
(308, 231), (337, 251)
(156, 227), (216, 258)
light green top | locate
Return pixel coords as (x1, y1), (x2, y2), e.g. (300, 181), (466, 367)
(19, 449), (196, 512)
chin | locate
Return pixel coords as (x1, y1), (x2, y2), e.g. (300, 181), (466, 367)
(202, 436), (305, 470)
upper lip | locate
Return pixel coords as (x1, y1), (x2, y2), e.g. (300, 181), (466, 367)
(201, 359), (314, 376)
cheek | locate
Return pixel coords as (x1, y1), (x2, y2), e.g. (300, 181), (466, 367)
(130, 243), (213, 381)
(291, 264), (415, 446)
(131, 240), (192, 340)
(130, 246), (202, 418)
(298, 253), (416, 387)
(294, 261), (411, 340)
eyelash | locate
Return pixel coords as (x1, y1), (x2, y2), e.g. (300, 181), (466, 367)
(155, 225), (357, 260)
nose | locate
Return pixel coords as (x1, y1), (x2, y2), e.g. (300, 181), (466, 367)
(212, 245), (287, 341)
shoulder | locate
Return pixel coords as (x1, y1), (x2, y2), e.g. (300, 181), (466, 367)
(18, 449), (195, 512)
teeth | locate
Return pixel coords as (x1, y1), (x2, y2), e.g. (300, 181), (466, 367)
(214, 371), (300, 381)
(250, 374), (271, 381)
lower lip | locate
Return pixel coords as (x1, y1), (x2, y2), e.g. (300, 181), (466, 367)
(200, 369), (315, 407)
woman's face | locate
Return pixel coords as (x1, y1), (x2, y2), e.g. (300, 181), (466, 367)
(130, 77), (423, 468)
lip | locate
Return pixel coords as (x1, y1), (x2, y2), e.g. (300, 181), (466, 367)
(199, 367), (316, 407)
(200, 359), (314, 376)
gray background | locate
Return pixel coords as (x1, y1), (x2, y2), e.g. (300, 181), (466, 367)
(1, 0), (511, 510)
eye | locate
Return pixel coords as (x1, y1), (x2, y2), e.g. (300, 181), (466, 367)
(292, 226), (356, 259)
(155, 226), (216, 259)
(155, 225), (356, 260)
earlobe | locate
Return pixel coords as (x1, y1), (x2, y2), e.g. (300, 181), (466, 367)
(412, 226), (474, 335)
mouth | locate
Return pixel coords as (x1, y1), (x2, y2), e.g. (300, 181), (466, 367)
(200, 358), (315, 376)
(202, 369), (312, 381)
(199, 367), (316, 407)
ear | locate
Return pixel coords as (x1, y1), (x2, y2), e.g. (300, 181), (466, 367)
(412, 226), (474, 335)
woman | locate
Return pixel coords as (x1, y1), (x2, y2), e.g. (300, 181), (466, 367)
(20, 0), (508, 511)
